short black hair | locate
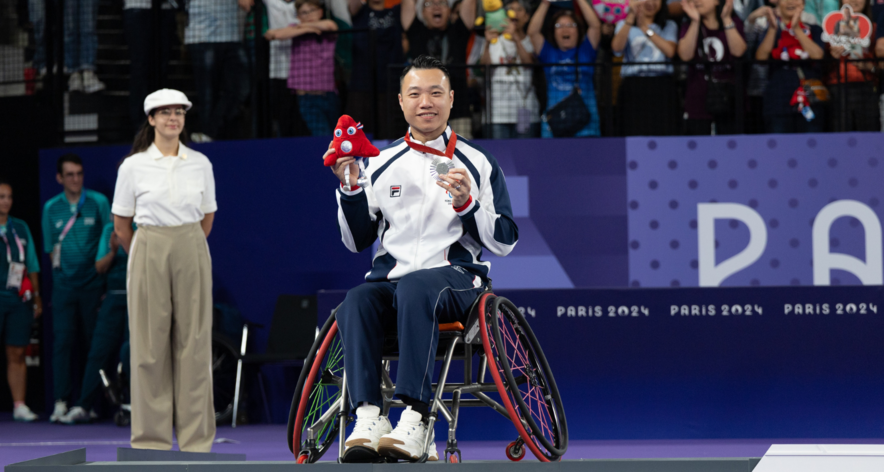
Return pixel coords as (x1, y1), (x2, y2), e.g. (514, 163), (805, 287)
(57, 153), (83, 175)
(399, 55), (452, 90)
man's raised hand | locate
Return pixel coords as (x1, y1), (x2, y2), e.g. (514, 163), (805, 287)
(326, 141), (359, 187)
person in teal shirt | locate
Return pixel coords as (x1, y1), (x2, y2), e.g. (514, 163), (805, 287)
(41, 154), (111, 423)
(0, 180), (42, 422)
(804, 0), (838, 23)
(60, 222), (133, 424)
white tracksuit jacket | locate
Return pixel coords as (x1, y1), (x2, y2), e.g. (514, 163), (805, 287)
(336, 126), (519, 282)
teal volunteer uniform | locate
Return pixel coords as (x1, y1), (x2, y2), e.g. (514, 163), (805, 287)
(0, 218), (39, 347)
(69, 223), (132, 416)
(42, 189), (111, 403)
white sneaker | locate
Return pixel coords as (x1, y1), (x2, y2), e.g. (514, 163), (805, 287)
(81, 70), (105, 94)
(342, 404), (392, 462)
(50, 400), (67, 423)
(59, 406), (91, 424)
(13, 404), (38, 422)
(190, 132), (214, 143)
(68, 72), (83, 92)
(378, 406), (438, 461)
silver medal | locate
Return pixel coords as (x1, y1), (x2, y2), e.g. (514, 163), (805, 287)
(429, 156), (455, 182)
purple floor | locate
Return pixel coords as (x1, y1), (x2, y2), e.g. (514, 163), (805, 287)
(1, 414), (882, 468)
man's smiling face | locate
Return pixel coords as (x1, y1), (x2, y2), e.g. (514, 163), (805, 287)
(399, 68), (453, 141)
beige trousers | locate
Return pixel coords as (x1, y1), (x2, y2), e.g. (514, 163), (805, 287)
(127, 223), (215, 452)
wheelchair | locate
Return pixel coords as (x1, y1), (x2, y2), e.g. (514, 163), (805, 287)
(100, 333), (245, 427)
(286, 290), (568, 463)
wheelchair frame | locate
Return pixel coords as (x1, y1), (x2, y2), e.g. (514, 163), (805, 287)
(289, 291), (567, 463)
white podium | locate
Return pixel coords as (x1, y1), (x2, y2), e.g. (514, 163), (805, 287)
(753, 444), (884, 472)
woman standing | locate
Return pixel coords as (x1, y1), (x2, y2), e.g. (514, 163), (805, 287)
(611, 0), (679, 135)
(0, 180), (42, 422)
(677, 0), (747, 135)
(528, 0), (603, 137)
(825, 0), (878, 131)
(754, 0), (825, 132)
(112, 89), (217, 452)
(265, 0), (340, 137)
(481, 0), (542, 139)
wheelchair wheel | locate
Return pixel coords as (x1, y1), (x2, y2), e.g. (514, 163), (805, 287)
(212, 336), (239, 425)
(287, 311), (345, 461)
(480, 296), (568, 461)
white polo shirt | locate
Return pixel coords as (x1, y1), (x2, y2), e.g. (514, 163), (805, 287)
(112, 143), (218, 227)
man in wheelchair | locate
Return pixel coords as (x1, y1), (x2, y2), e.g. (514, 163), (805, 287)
(324, 55), (519, 462)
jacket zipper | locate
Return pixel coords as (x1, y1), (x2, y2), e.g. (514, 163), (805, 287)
(413, 149), (428, 271)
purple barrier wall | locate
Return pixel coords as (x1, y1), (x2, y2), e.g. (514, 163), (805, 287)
(626, 133), (884, 288)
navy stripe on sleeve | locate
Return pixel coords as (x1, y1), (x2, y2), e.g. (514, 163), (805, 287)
(338, 190), (379, 252)
(453, 149), (481, 190)
(457, 140), (518, 247)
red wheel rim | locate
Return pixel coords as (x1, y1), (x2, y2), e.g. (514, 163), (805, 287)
(494, 299), (562, 456)
(292, 321), (339, 457)
(479, 298), (551, 462)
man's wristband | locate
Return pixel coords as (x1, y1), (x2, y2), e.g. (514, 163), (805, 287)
(453, 196), (473, 213)
(723, 22), (736, 30)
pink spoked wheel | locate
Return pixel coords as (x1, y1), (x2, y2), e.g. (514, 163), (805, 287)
(287, 312), (345, 462)
(480, 296), (568, 461)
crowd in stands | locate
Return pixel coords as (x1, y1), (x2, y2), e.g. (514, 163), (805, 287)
(19, 0), (884, 139)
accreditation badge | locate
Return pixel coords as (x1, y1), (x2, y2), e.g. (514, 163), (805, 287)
(52, 243), (62, 269)
(6, 262), (25, 290)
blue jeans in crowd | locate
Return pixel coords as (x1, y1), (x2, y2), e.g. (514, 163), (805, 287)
(64, 0), (99, 71)
(187, 42), (250, 139)
(297, 92), (340, 137)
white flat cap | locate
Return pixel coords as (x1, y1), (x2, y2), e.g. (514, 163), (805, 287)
(144, 88), (193, 116)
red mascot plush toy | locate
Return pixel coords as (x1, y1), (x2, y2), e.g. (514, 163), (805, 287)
(323, 115), (380, 167)
(773, 22), (811, 60)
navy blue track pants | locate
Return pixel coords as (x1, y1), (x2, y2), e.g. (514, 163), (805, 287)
(336, 266), (485, 411)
